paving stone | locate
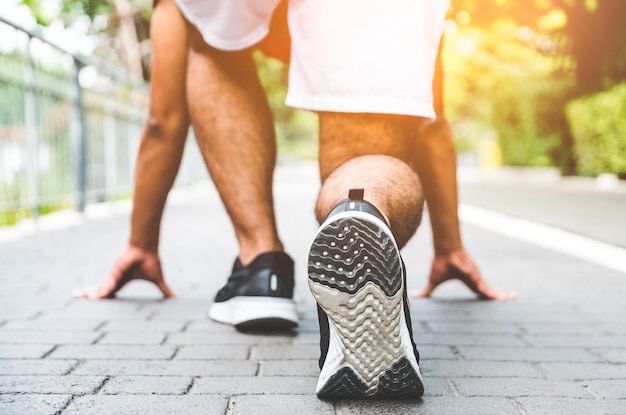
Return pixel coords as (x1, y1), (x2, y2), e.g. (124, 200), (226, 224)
(419, 345), (458, 360)
(0, 344), (55, 358)
(525, 334), (626, 348)
(148, 308), (212, 319)
(0, 318), (103, 331)
(416, 333), (525, 347)
(0, 394), (72, 415)
(520, 322), (607, 335)
(101, 376), (192, 395)
(540, 363), (626, 380)
(595, 348), (626, 363)
(260, 359), (319, 377)
(605, 324), (626, 335)
(463, 311), (597, 325)
(230, 395), (334, 415)
(585, 379), (626, 399)
(167, 332), (295, 346)
(97, 331), (167, 345)
(101, 319), (187, 332)
(422, 377), (452, 397)
(139, 299), (212, 314)
(64, 395), (228, 415)
(72, 359), (257, 376)
(3, 165), (626, 412)
(0, 359), (77, 375)
(591, 311), (626, 324)
(0, 375), (105, 394)
(409, 310), (471, 322)
(50, 344), (177, 359)
(337, 396), (519, 415)
(517, 397), (626, 415)
(456, 345), (601, 363)
(175, 345), (250, 360)
(45, 303), (152, 320)
(421, 360), (543, 378)
(0, 310), (41, 320)
(191, 376), (316, 395)
(251, 344), (319, 360)
(291, 332), (319, 345)
(453, 377), (592, 398)
(184, 320), (238, 332)
(427, 321), (521, 334)
(0, 330), (100, 344)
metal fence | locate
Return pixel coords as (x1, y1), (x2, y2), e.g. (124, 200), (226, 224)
(0, 17), (207, 226)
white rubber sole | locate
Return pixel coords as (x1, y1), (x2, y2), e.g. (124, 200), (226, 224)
(209, 296), (298, 328)
(308, 210), (423, 398)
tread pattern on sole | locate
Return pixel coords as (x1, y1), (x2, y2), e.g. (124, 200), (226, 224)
(318, 357), (423, 399)
(309, 215), (423, 399)
(377, 357), (424, 397)
(308, 218), (402, 297)
(317, 367), (369, 399)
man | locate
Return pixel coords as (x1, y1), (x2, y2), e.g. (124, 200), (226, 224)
(75, 0), (513, 307)
(178, 0), (447, 399)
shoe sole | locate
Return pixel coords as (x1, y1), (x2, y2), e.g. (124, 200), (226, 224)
(209, 297), (298, 331)
(308, 210), (423, 399)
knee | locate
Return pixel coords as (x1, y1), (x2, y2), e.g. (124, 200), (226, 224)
(315, 154), (423, 227)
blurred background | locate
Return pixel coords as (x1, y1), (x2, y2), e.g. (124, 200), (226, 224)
(1, 0), (625, 227)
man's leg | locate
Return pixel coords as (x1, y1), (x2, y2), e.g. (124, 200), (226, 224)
(74, 0), (188, 299)
(315, 113), (423, 246)
(410, 119), (517, 300)
(184, 25), (296, 329)
(186, 28), (282, 265)
(309, 112), (425, 398)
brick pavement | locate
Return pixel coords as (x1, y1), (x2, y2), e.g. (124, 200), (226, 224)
(1, 163), (625, 414)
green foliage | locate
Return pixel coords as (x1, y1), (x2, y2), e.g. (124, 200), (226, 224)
(19, 0), (114, 26)
(0, 204), (70, 227)
(59, 0), (114, 21)
(254, 51), (318, 161)
(566, 83), (626, 176)
(447, 0), (626, 173)
(444, 25), (571, 167)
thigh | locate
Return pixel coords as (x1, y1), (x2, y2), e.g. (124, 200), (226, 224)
(149, 0), (188, 117)
(318, 112), (426, 182)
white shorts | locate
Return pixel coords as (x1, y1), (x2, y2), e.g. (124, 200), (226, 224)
(175, 0), (450, 118)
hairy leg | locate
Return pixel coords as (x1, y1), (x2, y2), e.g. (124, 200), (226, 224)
(186, 27), (283, 265)
(74, 0), (188, 299)
(411, 120), (461, 254)
(409, 119), (516, 301)
(315, 113), (424, 249)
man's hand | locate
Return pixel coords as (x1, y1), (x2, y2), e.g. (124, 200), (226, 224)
(411, 249), (517, 301)
(72, 244), (176, 299)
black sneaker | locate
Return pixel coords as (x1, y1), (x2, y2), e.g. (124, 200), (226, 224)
(209, 251), (298, 331)
(308, 189), (423, 399)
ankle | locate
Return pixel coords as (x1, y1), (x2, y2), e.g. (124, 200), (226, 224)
(238, 241), (284, 266)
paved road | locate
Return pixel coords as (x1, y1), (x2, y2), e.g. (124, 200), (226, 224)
(1, 163), (625, 414)
(459, 177), (626, 248)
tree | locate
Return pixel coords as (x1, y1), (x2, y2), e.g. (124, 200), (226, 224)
(447, 0), (626, 173)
